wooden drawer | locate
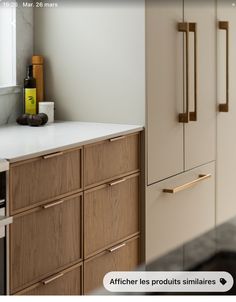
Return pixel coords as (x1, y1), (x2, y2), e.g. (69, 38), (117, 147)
(84, 236), (139, 294)
(84, 173), (140, 258)
(10, 148), (82, 214)
(15, 263), (83, 296)
(146, 162), (215, 262)
(84, 133), (140, 188)
(10, 193), (83, 294)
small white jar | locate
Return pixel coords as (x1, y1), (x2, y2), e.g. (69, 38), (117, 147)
(38, 102), (54, 123)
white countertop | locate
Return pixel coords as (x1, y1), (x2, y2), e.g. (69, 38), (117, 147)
(0, 121), (143, 163)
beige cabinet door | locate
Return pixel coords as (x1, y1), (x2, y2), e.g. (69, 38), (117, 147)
(146, 162), (215, 263)
(217, 0), (236, 225)
(146, 0), (184, 184)
(184, 0), (217, 170)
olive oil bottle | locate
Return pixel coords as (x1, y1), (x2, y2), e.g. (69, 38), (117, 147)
(24, 65), (37, 114)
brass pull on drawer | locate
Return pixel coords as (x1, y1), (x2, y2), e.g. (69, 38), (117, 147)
(107, 243), (126, 253)
(42, 273), (64, 285)
(109, 136), (126, 142)
(42, 199), (64, 209)
(43, 151), (64, 160)
(163, 174), (211, 194)
(108, 178), (127, 187)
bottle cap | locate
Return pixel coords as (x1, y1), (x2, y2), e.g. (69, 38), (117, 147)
(32, 55), (44, 65)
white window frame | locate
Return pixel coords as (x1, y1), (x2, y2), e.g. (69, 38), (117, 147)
(0, 6), (16, 91)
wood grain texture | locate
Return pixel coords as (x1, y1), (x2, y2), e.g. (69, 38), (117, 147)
(84, 236), (140, 294)
(84, 133), (140, 188)
(10, 148), (82, 214)
(84, 173), (140, 257)
(10, 194), (83, 293)
(15, 263), (83, 296)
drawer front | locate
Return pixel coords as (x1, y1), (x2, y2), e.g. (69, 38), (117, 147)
(84, 236), (139, 294)
(10, 148), (82, 213)
(10, 194), (82, 293)
(16, 263), (82, 296)
(84, 173), (140, 257)
(146, 162), (215, 262)
(84, 133), (140, 188)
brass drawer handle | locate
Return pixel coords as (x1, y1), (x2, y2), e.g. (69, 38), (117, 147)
(42, 200), (64, 209)
(108, 243), (126, 253)
(43, 151), (64, 160)
(42, 273), (64, 285)
(189, 22), (198, 122)
(178, 22), (189, 123)
(108, 178), (127, 187)
(109, 136), (126, 142)
(219, 21), (229, 112)
(163, 174), (211, 194)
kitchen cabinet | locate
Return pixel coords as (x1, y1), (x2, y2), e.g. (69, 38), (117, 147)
(217, 0), (236, 225)
(16, 263), (83, 296)
(10, 148), (83, 214)
(84, 133), (140, 189)
(146, 162), (215, 262)
(147, 0), (216, 184)
(84, 173), (140, 258)
(146, 0), (217, 264)
(7, 127), (142, 295)
(84, 236), (139, 294)
(10, 193), (83, 293)
(184, 0), (216, 171)
(146, 0), (184, 184)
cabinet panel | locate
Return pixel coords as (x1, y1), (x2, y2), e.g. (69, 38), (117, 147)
(217, 0), (236, 224)
(84, 237), (139, 294)
(16, 263), (82, 296)
(10, 148), (82, 214)
(84, 174), (139, 258)
(146, 162), (215, 262)
(184, 0), (216, 170)
(146, 0), (184, 184)
(84, 133), (140, 188)
(10, 194), (82, 293)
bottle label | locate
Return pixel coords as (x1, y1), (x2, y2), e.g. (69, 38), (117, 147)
(25, 88), (37, 114)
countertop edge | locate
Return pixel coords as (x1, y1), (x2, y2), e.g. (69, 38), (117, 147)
(6, 126), (144, 164)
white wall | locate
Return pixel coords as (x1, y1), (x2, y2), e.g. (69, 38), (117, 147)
(34, 1), (145, 125)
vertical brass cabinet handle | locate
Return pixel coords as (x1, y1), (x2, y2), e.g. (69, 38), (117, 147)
(219, 21), (229, 112)
(109, 136), (126, 142)
(163, 174), (211, 194)
(108, 178), (127, 187)
(42, 199), (64, 209)
(43, 151), (64, 160)
(108, 243), (126, 253)
(189, 23), (198, 122)
(178, 22), (189, 123)
(42, 273), (64, 285)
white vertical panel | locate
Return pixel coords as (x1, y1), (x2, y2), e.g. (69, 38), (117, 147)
(0, 7), (16, 87)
